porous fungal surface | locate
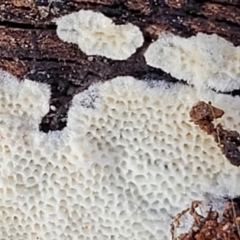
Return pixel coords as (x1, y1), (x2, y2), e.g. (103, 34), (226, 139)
(56, 10), (144, 60)
(144, 32), (240, 92)
(1, 71), (240, 239)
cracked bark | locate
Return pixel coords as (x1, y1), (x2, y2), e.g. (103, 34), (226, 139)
(0, 0), (240, 131)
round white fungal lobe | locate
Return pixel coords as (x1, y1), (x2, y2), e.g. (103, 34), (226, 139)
(144, 32), (240, 92)
(56, 10), (144, 60)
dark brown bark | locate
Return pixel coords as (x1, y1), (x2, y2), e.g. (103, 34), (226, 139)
(0, 0), (240, 131)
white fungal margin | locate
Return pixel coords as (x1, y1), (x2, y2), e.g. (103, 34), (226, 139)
(144, 32), (240, 92)
(56, 10), (144, 60)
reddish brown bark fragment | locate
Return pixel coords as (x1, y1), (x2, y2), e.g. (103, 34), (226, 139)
(173, 200), (240, 240)
(189, 101), (224, 134)
(190, 101), (240, 167)
(200, 3), (240, 25)
(0, 59), (29, 78)
(11, 0), (34, 8)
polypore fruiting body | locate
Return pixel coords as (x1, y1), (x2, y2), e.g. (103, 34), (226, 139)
(56, 10), (144, 60)
(0, 70), (50, 122)
(0, 70), (51, 172)
(144, 32), (240, 92)
(1, 73), (240, 239)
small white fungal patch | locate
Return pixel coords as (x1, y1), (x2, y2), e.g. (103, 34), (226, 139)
(144, 32), (240, 92)
(56, 10), (144, 60)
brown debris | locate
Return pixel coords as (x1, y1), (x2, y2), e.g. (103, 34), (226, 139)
(172, 200), (240, 240)
(189, 101), (224, 134)
(143, 23), (168, 39)
(189, 101), (240, 167)
(11, 0), (34, 8)
(215, 124), (240, 167)
(165, 0), (186, 9)
(0, 59), (29, 78)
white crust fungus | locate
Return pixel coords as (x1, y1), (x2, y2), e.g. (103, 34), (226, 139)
(144, 32), (240, 92)
(56, 10), (144, 60)
(1, 71), (240, 239)
(0, 70), (50, 122)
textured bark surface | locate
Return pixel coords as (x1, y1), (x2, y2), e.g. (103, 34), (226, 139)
(1, 0), (240, 131)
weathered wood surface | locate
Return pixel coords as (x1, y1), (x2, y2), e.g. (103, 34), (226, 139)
(0, 0), (240, 131)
